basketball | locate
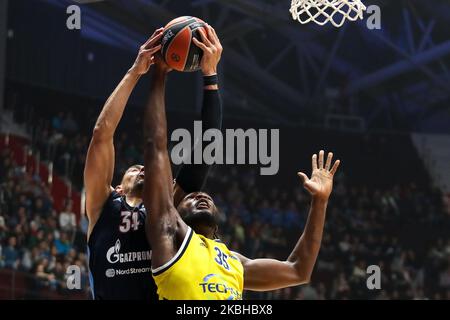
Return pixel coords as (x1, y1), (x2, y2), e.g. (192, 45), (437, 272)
(161, 16), (207, 72)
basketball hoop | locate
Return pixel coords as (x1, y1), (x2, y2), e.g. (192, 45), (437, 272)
(290, 0), (367, 28)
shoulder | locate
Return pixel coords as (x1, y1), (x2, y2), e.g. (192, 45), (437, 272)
(86, 187), (115, 213)
(86, 189), (119, 226)
(110, 190), (122, 201)
(103, 190), (123, 207)
(94, 190), (120, 211)
(152, 227), (195, 277)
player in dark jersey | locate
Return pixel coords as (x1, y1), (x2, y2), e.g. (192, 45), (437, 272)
(84, 27), (223, 300)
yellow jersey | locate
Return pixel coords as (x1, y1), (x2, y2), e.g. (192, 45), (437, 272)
(152, 227), (244, 300)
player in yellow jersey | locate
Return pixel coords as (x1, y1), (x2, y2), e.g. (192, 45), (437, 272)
(142, 25), (341, 300)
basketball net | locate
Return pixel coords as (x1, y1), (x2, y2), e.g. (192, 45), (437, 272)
(290, 0), (367, 27)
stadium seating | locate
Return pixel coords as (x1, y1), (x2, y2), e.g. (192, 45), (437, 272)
(1, 88), (449, 299)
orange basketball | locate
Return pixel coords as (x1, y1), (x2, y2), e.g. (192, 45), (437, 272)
(161, 16), (207, 72)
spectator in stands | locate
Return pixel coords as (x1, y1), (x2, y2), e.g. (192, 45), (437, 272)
(284, 201), (301, 230)
(35, 259), (57, 289)
(61, 112), (78, 135)
(297, 284), (319, 300)
(59, 200), (76, 232)
(53, 262), (66, 289)
(2, 103), (450, 299)
(439, 265), (450, 292)
(232, 216), (245, 246)
(79, 213), (88, 236)
(3, 236), (20, 269)
(0, 214), (6, 238)
(33, 197), (51, 219)
(21, 247), (33, 272)
(0, 216), (4, 268)
(54, 232), (71, 256)
(51, 112), (64, 132)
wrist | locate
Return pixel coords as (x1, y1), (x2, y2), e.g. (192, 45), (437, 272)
(153, 68), (168, 82)
(311, 196), (329, 206)
(154, 62), (172, 75)
(203, 74), (219, 87)
(204, 85), (218, 91)
(127, 67), (142, 78)
(202, 68), (217, 76)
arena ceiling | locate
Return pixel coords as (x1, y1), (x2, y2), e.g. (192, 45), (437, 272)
(50, 0), (450, 132)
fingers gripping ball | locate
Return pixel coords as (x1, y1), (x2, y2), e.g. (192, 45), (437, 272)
(161, 16), (207, 72)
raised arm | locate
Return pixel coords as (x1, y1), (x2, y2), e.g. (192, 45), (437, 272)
(235, 150), (340, 291)
(84, 29), (162, 238)
(173, 24), (223, 205)
(143, 58), (189, 270)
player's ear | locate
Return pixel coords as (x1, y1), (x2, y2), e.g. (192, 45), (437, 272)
(115, 185), (124, 195)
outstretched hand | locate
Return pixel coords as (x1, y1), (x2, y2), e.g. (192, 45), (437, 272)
(192, 24), (223, 76)
(130, 28), (164, 75)
(297, 150), (340, 201)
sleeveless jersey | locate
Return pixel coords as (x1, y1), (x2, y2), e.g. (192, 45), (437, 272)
(152, 227), (244, 300)
(87, 191), (157, 300)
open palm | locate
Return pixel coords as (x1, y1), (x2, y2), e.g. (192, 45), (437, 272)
(298, 150), (340, 201)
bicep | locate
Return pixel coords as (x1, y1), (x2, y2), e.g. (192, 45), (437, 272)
(144, 150), (174, 221)
(234, 252), (306, 291)
(84, 136), (114, 220)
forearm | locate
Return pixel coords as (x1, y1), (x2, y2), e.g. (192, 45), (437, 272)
(143, 66), (183, 264)
(84, 70), (139, 215)
(143, 68), (168, 149)
(94, 69), (141, 139)
(201, 88), (222, 130)
(143, 67), (170, 228)
(287, 197), (328, 281)
(242, 151), (339, 290)
(175, 86), (222, 193)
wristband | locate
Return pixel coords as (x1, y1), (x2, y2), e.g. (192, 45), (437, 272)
(203, 74), (218, 86)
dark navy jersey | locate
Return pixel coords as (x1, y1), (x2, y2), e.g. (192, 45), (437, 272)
(87, 191), (157, 300)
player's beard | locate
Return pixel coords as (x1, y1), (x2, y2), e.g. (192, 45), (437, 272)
(183, 209), (218, 229)
(131, 178), (144, 195)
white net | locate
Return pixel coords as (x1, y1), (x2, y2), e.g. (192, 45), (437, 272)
(290, 0), (367, 27)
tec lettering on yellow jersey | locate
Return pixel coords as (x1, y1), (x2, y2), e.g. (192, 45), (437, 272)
(152, 227), (243, 300)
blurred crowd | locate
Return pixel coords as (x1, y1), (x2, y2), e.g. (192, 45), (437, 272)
(0, 148), (89, 298)
(1, 94), (450, 300)
(206, 166), (450, 300)
(2, 141), (449, 299)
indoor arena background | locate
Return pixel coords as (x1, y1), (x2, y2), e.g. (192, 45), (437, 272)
(1, 0), (450, 300)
